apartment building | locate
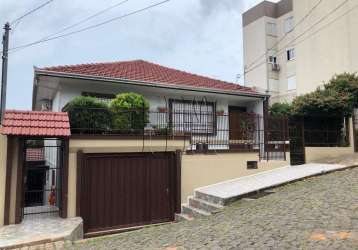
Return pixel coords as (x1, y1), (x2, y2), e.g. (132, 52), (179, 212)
(243, 0), (358, 103)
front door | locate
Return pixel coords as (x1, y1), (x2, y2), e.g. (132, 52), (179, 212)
(229, 106), (247, 140)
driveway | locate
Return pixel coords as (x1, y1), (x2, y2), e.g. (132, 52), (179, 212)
(66, 167), (358, 249)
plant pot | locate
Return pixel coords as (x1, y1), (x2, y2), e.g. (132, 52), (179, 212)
(157, 107), (168, 113)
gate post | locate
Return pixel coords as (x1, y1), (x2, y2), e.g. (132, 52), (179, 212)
(15, 138), (24, 224)
(263, 98), (269, 161)
(174, 150), (182, 214)
(60, 138), (69, 218)
(352, 111), (357, 152)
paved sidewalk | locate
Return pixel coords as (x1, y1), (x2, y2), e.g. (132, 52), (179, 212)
(196, 163), (348, 204)
(0, 217), (83, 249)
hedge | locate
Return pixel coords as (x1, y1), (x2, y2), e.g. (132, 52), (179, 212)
(65, 96), (111, 133)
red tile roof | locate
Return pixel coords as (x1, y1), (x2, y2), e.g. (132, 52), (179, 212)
(1, 110), (70, 137)
(40, 60), (258, 94)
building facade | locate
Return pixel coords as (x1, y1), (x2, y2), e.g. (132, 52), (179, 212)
(243, 0), (358, 103)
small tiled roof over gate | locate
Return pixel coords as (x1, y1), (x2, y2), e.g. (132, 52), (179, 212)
(0, 110), (70, 137)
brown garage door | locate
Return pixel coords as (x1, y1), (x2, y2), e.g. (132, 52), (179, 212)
(77, 152), (180, 235)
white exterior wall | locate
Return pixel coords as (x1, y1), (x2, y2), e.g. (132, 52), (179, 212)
(46, 78), (265, 151)
(243, 17), (268, 92)
(243, 10), (296, 103)
(244, 0), (358, 102)
(294, 0), (358, 95)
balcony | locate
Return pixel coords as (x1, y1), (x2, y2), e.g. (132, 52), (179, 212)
(65, 107), (289, 158)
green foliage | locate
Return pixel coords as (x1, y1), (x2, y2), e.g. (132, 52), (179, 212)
(65, 96), (111, 133)
(109, 93), (149, 131)
(291, 89), (352, 117)
(288, 73), (358, 117)
(269, 102), (292, 117)
(324, 72), (358, 105)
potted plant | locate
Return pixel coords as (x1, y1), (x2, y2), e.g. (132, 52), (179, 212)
(157, 107), (168, 113)
(216, 109), (225, 116)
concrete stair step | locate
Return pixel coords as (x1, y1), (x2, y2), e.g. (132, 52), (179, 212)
(175, 213), (194, 222)
(181, 204), (211, 218)
(188, 196), (223, 213)
(194, 190), (226, 206)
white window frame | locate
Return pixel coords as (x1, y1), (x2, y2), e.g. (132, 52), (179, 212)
(284, 16), (294, 33)
(287, 75), (297, 91)
(268, 56), (277, 64)
(287, 48), (295, 61)
(266, 22), (277, 36)
(170, 100), (216, 135)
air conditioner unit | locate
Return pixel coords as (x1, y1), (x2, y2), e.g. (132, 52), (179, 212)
(271, 63), (280, 72)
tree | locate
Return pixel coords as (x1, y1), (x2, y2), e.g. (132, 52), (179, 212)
(324, 72), (358, 106)
(291, 89), (352, 117)
(110, 93), (150, 132)
(269, 102), (292, 117)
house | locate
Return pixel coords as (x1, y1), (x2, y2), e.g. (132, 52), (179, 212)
(0, 60), (292, 237)
(33, 60), (278, 152)
(243, 0), (358, 103)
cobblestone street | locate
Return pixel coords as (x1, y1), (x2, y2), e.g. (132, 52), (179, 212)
(52, 167), (357, 250)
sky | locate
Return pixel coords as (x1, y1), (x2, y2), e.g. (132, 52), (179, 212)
(0, 0), (277, 110)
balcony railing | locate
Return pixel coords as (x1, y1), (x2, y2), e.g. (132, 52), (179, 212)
(65, 107), (290, 160)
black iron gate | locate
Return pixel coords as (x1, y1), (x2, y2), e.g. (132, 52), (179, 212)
(22, 138), (64, 219)
(288, 118), (305, 165)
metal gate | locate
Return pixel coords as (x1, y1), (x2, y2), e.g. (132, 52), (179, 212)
(260, 116), (288, 161)
(288, 118), (305, 165)
(78, 152), (178, 236)
(22, 138), (64, 219)
(353, 108), (358, 152)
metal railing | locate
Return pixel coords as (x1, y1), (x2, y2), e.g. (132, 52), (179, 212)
(66, 108), (289, 159)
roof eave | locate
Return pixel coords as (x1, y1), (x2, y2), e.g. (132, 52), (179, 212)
(34, 69), (270, 99)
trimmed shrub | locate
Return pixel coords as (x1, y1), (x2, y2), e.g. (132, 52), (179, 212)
(64, 96), (111, 133)
(109, 93), (149, 131)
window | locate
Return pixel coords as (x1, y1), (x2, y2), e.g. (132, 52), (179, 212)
(287, 48), (295, 61)
(284, 16), (294, 33)
(170, 100), (216, 134)
(287, 76), (296, 90)
(82, 92), (116, 102)
(268, 56), (277, 64)
(266, 22), (277, 36)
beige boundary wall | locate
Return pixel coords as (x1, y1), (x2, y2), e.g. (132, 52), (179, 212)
(67, 138), (290, 216)
(0, 136), (19, 226)
(305, 118), (355, 163)
(181, 153), (290, 203)
(0, 135), (8, 226)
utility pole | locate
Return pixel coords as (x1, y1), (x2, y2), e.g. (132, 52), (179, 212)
(1, 22), (10, 123)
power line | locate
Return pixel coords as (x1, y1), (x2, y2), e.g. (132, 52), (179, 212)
(40, 0), (129, 41)
(245, 0), (350, 75)
(10, 0), (55, 25)
(244, 0), (324, 72)
(7, 0), (171, 53)
(9, 0), (129, 54)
